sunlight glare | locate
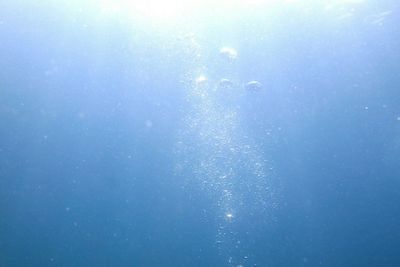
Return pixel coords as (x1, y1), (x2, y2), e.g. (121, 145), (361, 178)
(99, 0), (367, 23)
(101, 0), (280, 22)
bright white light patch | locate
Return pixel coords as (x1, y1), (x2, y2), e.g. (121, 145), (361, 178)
(99, 0), (368, 25)
(100, 0), (279, 22)
(125, 0), (189, 20)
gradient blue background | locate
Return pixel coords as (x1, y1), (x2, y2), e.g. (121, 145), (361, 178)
(1, 1), (400, 266)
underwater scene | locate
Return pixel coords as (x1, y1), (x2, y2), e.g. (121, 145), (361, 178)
(0, 0), (400, 266)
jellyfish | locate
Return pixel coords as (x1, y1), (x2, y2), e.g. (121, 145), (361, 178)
(219, 47), (238, 60)
(218, 78), (234, 90)
(195, 75), (208, 86)
(245, 80), (262, 91)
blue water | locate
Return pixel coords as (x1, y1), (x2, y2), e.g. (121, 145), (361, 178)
(1, 1), (400, 266)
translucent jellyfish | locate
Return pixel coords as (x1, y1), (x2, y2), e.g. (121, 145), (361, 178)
(245, 80), (262, 91)
(225, 212), (234, 221)
(219, 47), (237, 60)
(195, 75), (207, 86)
(218, 78), (234, 90)
(368, 10), (392, 26)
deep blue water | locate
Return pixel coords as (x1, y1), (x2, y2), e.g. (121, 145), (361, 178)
(1, 1), (400, 266)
